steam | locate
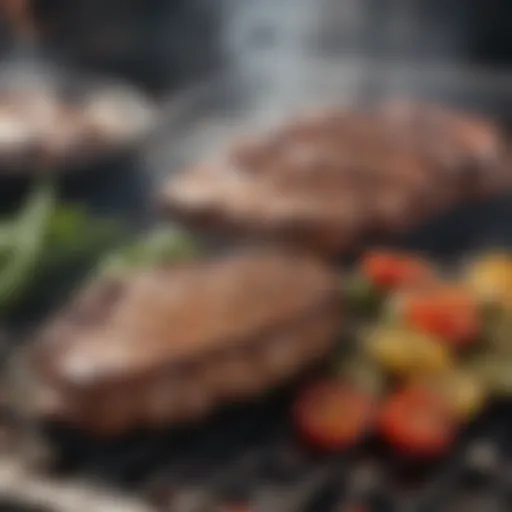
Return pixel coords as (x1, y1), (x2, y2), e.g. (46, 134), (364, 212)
(219, 0), (368, 123)
(222, 0), (469, 70)
(222, 0), (319, 79)
(219, 0), (472, 112)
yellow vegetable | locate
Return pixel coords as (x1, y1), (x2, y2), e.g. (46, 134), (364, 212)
(465, 253), (512, 304)
(467, 355), (512, 398)
(416, 370), (487, 422)
(484, 307), (512, 355)
(365, 327), (452, 378)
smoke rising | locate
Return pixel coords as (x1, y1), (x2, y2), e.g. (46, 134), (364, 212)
(219, 0), (473, 109)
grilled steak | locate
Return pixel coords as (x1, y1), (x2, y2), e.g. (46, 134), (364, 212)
(17, 250), (341, 436)
(0, 86), (154, 173)
(162, 102), (507, 255)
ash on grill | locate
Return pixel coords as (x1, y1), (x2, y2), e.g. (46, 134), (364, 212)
(0, 455), (152, 512)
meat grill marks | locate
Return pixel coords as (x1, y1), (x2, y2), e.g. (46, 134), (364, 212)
(21, 251), (341, 436)
(162, 102), (508, 255)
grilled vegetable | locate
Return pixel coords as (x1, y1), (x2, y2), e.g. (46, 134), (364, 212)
(294, 381), (376, 452)
(483, 307), (512, 356)
(465, 253), (512, 304)
(97, 227), (200, 278)
(379, 385), (458, 458)
(44, 204), (123, 266)
(403, 287), (481, 348)
(467, 355), (512, 397)
(337, 250), (511, 456)
(364, 327), (452, 378)
(360, 251), (437, 292)
(0, 181), (124, 314)
(414, 370), (487, 422)
(0, 180), (56, 311)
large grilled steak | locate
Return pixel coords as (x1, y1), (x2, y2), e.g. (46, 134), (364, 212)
(162, 101), (508, 255)
(18, 250), (341, 436)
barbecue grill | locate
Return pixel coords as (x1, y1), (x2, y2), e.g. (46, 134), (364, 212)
(0, 57), (509, 512)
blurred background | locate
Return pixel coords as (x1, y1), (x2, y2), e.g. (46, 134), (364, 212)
(2, 0), (512, 95)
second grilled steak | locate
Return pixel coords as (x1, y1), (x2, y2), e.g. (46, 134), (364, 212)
(16, 250), (341, 436)
(162, 102), (508, 255)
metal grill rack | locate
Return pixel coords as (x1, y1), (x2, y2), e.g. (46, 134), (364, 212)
(3, 61), (512, 512)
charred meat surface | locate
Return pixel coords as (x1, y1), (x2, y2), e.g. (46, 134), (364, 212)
(21, 250), (341, 436)
(162, 102), (507, 255)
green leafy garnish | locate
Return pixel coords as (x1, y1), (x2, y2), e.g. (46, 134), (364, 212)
(97, 227), (200, 278)
(0, 180), (125, 315)
(0, 180), (197, 316)
(0, 180), (56, 311)
(44, 205), (124, 267)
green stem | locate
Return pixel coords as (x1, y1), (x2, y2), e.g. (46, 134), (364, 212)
(0, 180), (56, 312)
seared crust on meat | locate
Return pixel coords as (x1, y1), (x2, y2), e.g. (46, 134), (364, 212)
(22, 250), (341, 436)
(162, 102), (507, 255)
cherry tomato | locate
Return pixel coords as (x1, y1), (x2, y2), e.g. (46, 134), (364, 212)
(379, 385), (458, 459)
(361, 251), (437, 291)
(403, 287), (481, 347)
(294, 381), (376, 452)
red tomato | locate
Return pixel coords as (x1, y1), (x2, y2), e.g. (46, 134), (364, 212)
(404, 287), (481, 347)
(379, 385), (458, 459)
(361, 251), (436, 291)
(294, 381), (376, 452)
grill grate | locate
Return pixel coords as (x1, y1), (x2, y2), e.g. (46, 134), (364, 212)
(24, 393), (512, 511)
(5, 193), (512, 511)
(3, 67), (512, 511)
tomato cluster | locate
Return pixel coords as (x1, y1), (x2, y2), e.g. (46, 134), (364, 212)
(294, 250), (512, 458)
(294, 379), (458, 459)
